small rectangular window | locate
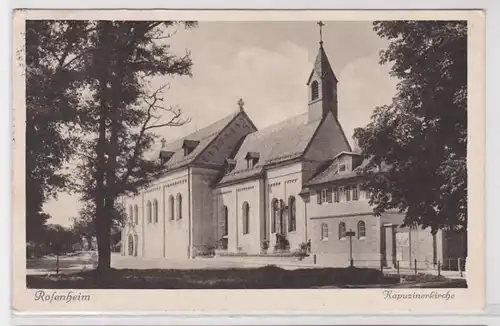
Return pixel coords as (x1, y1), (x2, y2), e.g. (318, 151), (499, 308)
(321, 189), (328, 203)
(333, 188), (339, 203)
(316, 190), (321, 204)
(353, 186), (359, 200)
(326, 189), (333, 203)
(345, 187), (351, 201)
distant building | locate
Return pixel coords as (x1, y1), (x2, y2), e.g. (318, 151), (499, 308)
(120, 35), (466, 270)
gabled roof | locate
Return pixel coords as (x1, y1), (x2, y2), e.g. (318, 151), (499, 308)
(217, 112), (323, 185)
(307, 45), (338, 85)
(160, 111), (242, 171)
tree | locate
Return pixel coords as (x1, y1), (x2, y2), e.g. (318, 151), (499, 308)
(353, 21), (467, 233)
(24, 21), (90, 242)
(71, 200), (126, 251)
(74, 21), (196, 273)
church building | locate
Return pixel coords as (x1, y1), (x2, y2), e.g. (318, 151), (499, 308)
(120, 31), (466, 270)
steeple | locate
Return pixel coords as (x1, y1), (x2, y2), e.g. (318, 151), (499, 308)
(307, 21), (339, 123)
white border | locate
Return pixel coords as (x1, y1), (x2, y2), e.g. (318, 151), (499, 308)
(3, 0), (499, 325)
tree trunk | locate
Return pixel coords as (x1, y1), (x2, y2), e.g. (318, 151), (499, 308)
(95, 22), (112, 275)
(86, 235), (93, 251)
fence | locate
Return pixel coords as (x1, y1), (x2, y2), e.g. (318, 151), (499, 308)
(378, 257), (467, 278)
(312, 254), (467, 278)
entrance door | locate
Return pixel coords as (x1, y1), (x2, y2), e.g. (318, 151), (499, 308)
(279, 208), (287, 236)
(395, 231), (410, 268)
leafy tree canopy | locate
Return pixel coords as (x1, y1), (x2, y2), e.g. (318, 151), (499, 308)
(353, 21), (467, 233)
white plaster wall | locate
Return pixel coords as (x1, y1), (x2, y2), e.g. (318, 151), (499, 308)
(190, 167), (219, 253)
(142, 185), (163, 258)
(266, 162), (306, 251)
(122, 195), (144, 257)
(161, 169), (190, 259)
(216, 179), (262, 254)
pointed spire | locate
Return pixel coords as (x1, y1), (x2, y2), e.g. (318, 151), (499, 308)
(307, 22), (337, 85)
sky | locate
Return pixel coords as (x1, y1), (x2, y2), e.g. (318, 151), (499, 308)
(43, 21), (399, 227)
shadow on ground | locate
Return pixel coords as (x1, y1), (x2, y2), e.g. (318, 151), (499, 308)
(26, 265), (467, 289)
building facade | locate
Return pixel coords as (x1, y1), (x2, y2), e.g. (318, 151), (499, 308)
(120, 40), (466, 269)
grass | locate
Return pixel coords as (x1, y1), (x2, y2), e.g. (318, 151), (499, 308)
(27, 265), (402, 289)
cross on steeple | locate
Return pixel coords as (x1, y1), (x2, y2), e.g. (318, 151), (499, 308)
(160, 138), (167, 148)
(237, 98), (245, 111)
(317, 21), (325, 45)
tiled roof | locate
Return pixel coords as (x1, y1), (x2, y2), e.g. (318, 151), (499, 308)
(306, 157), (391, 186)
(307, 44), (338, 85)
(217, 113), (322, 185)
(160, 111), (241, 171)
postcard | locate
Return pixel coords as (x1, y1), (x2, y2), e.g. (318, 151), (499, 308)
(12, 9), (485, 313)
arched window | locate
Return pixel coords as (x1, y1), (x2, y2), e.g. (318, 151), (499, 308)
(134, 205), (139, 224)
(357, 221), (366, 238)
(128, 234), (134, 255)
(288, 196), (296, 232)
(153, 199), (158, 223)
(223, 205), (229, 236)
(169, 195), (175, 220)
(339, 222), (347, 239)
(128, 205), (133, 223)
(271, 198), (278, 233)
(147, 200), (152, 223)
(321, 223), (328, 240)
(242, 201), (250, 234)
(177, 193), (182, 220)
(311, 80), (319, 100)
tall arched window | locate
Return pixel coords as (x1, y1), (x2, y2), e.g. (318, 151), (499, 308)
(153, 199), (158, 223)
(223, 205), (228, 236)
(147, 200), (152, 223)
(177, 193), (182, 220)
(271, 198), (278, 233)
(339, 222), (347, 239)
(321, 223), (328, 240)
(357, 221), (366, 238)
(288, 196), (296, 232)
(242, 201), (250, 234)
(134, 205), (139, 224)
(128, 205), (133, 223)
(311, 80), (319, 100)
(128, 234), (134, 255)
(169, 195), (175, 220)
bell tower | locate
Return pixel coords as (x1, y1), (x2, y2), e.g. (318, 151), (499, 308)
(307, 21), (338, 123)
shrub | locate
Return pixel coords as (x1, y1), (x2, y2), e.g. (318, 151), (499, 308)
(261, 240), (269, 251)
(218, 238), (228, 250)
(273, 234), (289, 252)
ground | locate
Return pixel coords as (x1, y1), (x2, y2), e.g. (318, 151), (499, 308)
(26, 252), (467, 289)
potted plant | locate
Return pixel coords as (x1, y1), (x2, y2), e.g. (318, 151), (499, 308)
(261, 240), (270, 254)
(273, 233), (290, 253)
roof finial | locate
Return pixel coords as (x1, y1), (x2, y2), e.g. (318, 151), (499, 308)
(317, 21), (325, 46)
(237, 98), (245, 111)
(160, 138), (167, 149)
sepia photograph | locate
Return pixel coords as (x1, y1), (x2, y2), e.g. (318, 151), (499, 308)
(12, 9), (484, 313)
